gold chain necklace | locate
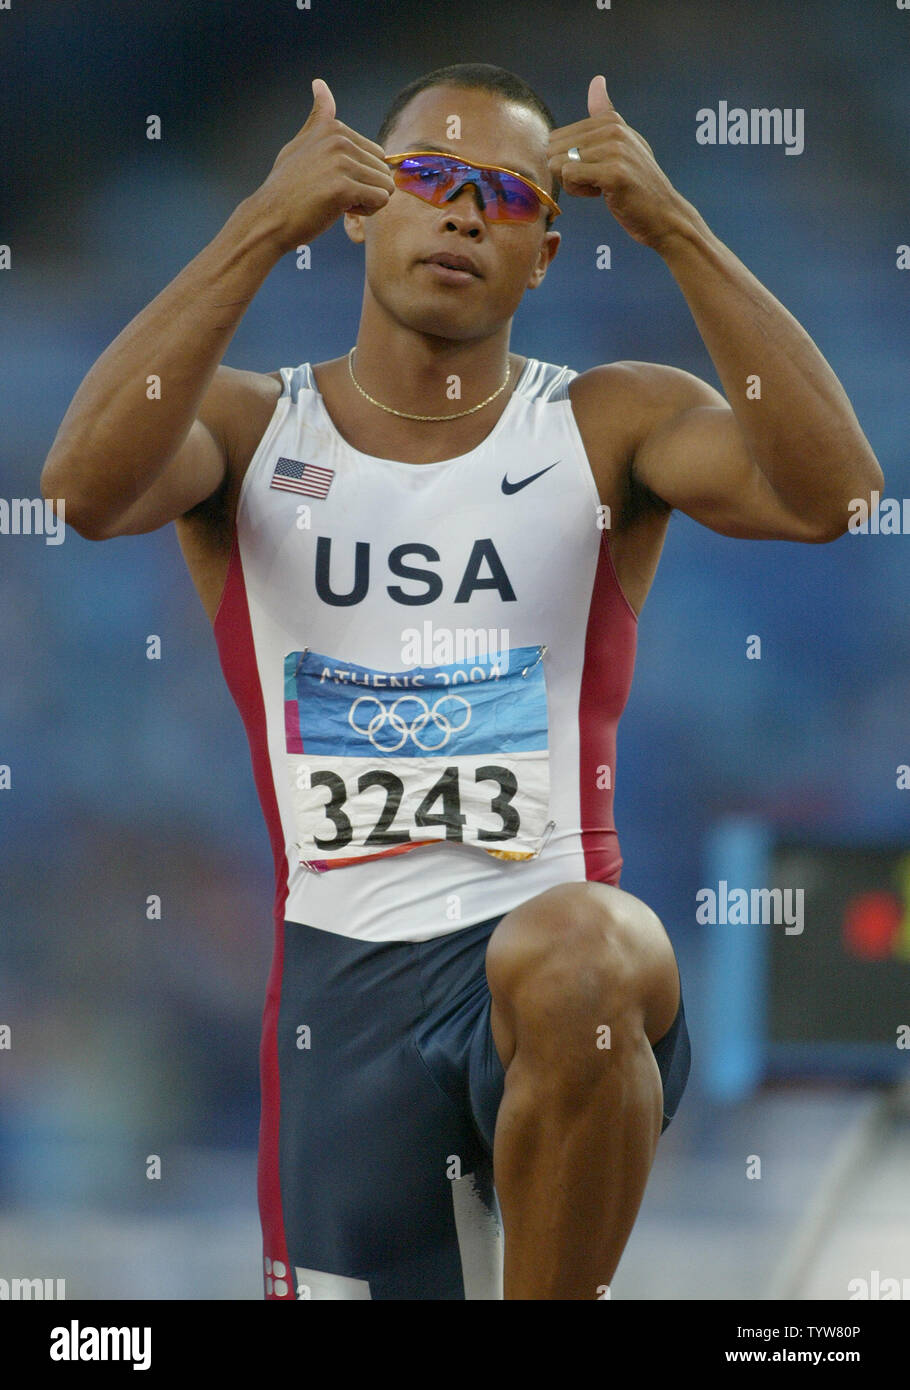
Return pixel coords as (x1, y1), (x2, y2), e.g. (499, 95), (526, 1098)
(347, 346), (511, 421)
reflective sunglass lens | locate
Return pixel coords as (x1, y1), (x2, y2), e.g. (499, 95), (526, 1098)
(392, 157), (542, 222)
(492, 180), (539, 220)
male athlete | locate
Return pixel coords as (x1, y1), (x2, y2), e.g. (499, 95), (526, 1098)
(42, 63), (882, 1300)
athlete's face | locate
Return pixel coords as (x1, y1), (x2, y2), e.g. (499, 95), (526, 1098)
(344, 85), (561, 341)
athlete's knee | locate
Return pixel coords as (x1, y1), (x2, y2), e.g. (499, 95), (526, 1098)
(486, 882), (679, 1066)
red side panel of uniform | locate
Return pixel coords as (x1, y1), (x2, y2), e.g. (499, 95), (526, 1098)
(578, 530), (638, 885)
(214, 532), (295, 1299)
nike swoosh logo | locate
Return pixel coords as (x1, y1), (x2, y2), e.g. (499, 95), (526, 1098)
(501, 461), (560, 494)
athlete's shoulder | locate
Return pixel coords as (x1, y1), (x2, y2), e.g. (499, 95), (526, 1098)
(201, 365), (283, 477)
(201, 362), (284, 432)
(206, 361), (284, 394)
(558, 362), (701, 519)
(568, 359), (723, 423)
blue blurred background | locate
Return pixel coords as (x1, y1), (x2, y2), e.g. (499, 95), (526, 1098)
(1, 0), (908, 1298)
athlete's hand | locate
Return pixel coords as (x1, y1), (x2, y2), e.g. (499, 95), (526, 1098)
(251, 78), (396, 254)
(547, 76), (689, 250)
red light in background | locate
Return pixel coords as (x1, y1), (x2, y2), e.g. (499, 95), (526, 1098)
(843, 891), (902, 960)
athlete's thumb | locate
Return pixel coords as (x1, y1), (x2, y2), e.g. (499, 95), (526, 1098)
(309, 77), (336, 124)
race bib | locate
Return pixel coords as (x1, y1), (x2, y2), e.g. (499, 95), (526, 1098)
(284, 645), (551, 871)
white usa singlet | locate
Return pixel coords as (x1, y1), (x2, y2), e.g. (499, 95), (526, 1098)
(213, 357), (637, 942)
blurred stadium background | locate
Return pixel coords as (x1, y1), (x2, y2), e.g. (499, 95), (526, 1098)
(1, 0), (908, 1298)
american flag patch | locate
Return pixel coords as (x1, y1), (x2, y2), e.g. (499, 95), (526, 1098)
(270, 457), (334, 498)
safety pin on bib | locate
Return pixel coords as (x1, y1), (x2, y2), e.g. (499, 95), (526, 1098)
(298, 851), (327, 875)
(521, 643), (548, 678)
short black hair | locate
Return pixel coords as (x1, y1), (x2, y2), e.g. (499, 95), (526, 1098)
(376, 62), (561, 210)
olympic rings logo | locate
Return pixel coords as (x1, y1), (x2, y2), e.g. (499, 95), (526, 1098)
(348, 693), (472, 752)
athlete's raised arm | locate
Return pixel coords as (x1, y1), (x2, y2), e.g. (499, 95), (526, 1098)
(41, 78), (395, 540)
(548, 76), (883, 543)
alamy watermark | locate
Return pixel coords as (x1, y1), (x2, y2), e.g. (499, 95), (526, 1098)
(400, 623), (510, 671)
(1, 1275), (66, 1299)
(696, 880), (804, 934)
(847, 490), (910, 534)
(50, 1321), (151, 1370)
(0, 497), (65, 544)
(696, 101), (805, 156)
(848, 1270), (910, 1299)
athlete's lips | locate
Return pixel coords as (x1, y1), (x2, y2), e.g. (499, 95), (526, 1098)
(421, 251), (482, 277)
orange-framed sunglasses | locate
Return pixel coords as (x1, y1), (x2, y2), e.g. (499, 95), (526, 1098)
(384, 150), (561, 224)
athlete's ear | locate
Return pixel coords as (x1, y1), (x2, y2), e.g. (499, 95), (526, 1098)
(527, 227), (560, 289)
(343, 211), (367, 245)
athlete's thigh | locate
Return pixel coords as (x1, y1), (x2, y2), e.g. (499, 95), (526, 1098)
(272, 919), (488, 1300)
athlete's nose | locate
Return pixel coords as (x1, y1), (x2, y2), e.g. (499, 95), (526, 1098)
(439, 181), (486, 235)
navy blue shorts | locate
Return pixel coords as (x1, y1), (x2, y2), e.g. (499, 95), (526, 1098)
(266, 911), (690, 1300)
